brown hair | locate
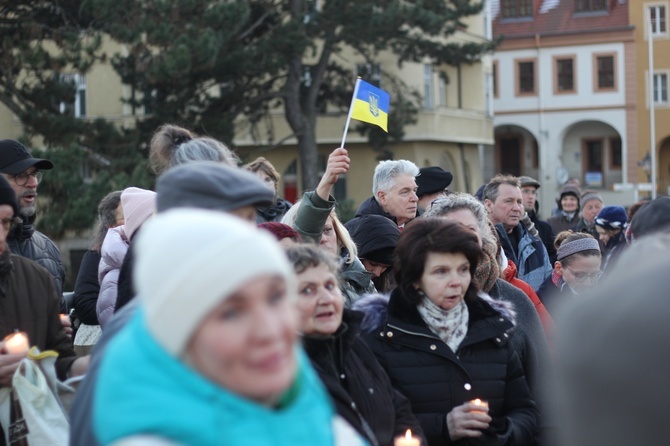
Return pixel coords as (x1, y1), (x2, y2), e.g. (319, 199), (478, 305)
(483, 174), (520, 203)
(243, 157), (280, 196)
(394, 218), (482, 305)
(148, 124), (195, 174)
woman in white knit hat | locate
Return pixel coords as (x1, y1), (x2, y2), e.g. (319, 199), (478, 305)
(93, 209), (365, 446)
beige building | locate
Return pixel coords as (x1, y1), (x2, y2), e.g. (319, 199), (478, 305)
(234, 14), (495, 208)
(632, 2), (670, 195)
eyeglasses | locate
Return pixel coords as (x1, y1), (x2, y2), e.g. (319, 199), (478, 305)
(565, 267), (603, 283)
(10, 171), (43, 186)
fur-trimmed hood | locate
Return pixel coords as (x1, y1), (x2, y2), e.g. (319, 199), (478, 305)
(353, 290), (516, 334)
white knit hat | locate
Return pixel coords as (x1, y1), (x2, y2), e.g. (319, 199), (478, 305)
(134, 208), (296, 357)
(121, 187), (157, 240)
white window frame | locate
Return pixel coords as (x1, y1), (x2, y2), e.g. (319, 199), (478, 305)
(59, 74), (86, 118)
(653, 71), (669, 105)
(647, 3), (668, 38)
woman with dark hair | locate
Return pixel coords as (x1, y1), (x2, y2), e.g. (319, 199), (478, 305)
(287, 244), (425, 446)
(537, 231), (602, 318)
(358, 219), (537, 446)
(72, 190), (123, 354)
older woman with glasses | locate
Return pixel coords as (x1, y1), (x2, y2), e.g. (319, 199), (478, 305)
(537, 231), (602, 318)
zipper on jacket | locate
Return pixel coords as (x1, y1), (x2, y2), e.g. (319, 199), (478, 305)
(387, 323), (440, 341)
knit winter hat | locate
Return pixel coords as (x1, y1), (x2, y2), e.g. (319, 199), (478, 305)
(156, 161), (274, 213)
(121, 187), (157, 240)
(135, 209), (295, 357)
(0, 175), (18, 217)
(416, 166), (454, 197)
(258, 222), (302, 242)
(580, 190), (604, 208)
(595, 205), (628, 230)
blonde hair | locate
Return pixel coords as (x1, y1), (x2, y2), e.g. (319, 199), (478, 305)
(281, 197), (357, 264)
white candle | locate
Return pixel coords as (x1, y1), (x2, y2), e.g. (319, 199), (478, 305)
(4, 332), (29, 354)
(471, 398), (489, 412)
(395, 429), (420, 446)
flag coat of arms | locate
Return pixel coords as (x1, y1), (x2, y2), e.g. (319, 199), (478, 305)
(350, 79), (390, 132)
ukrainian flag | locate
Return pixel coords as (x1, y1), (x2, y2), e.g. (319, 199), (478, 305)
(350, 79), (390, 132)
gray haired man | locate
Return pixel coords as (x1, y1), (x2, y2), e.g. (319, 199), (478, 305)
(355, 159), (420, 229)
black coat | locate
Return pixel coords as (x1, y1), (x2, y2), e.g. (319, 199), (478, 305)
(73, 249), (101, 325)
(358, 290), (537, 446)
(303, 310), (425, 446)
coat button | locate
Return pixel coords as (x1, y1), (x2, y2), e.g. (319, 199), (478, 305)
(430, 344), (437, 350)
(464, 383), (472, 390)
(499, 317), (505, 322)
(386, 331), (393, 338)
(380, 331), (385, 337)
(504, 333), (509, 338)
(495, 337), (501, 343)
(340, 374), (346, 380)
(368, 388), (374, 395)
(351, 402), (357, 409)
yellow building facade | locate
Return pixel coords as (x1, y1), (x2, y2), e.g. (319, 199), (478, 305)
(632, 1), (670, 195)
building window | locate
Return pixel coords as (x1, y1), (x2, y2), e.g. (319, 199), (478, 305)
(493, 61), (499, 98)
(501, 0), (533, 18)
(649, 4), (667, 36)
(438, 73), (447, 107)
(575, 0), (607, 12)
(59, 74), (86, 118)
(355, 63), (381, 87)
(583, 139), (604, 187)
(555, 57), (576, 93)
(423, 64), (434, 110)
(610, 137), (622, 169)
(516, 59), (536, 95)
(654, 72), (669, 104)
(594, 54), (616, 91)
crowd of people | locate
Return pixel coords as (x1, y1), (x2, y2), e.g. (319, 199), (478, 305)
(0, 126), (668, 446)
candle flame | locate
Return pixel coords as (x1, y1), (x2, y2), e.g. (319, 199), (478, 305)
(474, 398), (482, 405)
(405, 429), (412, 439)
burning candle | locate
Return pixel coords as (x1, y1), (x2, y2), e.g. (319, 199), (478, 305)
(59, 314), (70, 325)
(394, 429), (420, 446)
(471, 398), (489, 412)
(4, 332), (29, 355)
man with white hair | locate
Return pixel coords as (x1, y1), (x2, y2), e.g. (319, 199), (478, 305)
(355, 159), (419, 229)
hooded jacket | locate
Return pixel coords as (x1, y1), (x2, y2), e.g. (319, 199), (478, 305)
(345, 215), (399, 264)
(97, 226), (130, 329)
(8, 213), (65, 298)
(303, 309), (425, 446)
(355, 290), (537, 446)
(496, 223), (552, 292)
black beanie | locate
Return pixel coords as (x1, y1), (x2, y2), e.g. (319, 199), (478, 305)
(0, 175), (18, 217)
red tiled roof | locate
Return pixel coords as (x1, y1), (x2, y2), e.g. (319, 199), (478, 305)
(493, 0), (630, 39)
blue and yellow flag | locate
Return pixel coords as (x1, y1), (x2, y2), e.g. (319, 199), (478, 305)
(350, 79), (390, 132)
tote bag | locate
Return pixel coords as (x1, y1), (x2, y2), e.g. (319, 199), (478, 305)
(0, 349), (70, 445)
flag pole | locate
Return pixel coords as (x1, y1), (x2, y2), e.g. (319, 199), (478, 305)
(340, 78), (362, 149)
